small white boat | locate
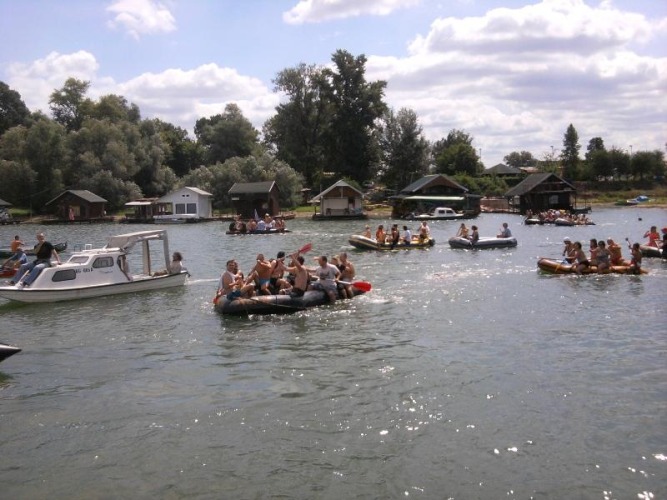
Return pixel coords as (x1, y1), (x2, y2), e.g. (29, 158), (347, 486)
(406, 207), (464, 221)
(0, 230), (187, 303)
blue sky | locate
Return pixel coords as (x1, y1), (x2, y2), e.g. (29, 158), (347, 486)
(1, 0), (665, 167)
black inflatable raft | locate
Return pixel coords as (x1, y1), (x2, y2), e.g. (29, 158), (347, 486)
(215, 287), (367, 316)
(0, 343), (21, 363)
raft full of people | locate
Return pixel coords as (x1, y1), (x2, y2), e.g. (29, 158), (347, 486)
(213, 246), (371, 315)
(226, 213), (290, 235)
(448, 223), (518, 249)
(349, 222), (435, 251)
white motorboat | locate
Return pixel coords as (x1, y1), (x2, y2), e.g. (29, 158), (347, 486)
(406, 207), (464, 221)
(0, 229), (187, 303)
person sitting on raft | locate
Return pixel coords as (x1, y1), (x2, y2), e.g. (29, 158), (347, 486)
(217, 260), (255, 301)
(573, 241), (590, 274)
(248, 254), (272, 295)
(418, 221), (430, 243)
(596, 240), (611, 273)
(606, 238), (624, 265)
(644, 226), (660, 247)
(496, 222), (512, 238)
(279, 253), (310, 297)
(309, 255), (341, 303)
(469, 225), (479, 244)
(562, 237), (575, 264)
(628, 241), (642, 274)
(375, 225), (386, 244)
(402, 225), (412, 246)
(456, 223), (469, 239)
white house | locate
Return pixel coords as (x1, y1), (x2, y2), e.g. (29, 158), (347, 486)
(154, 187), (213, 221)
(309, 180), (367, 220)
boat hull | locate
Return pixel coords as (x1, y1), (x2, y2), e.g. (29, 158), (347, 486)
(348, 235), (435, 251)
(640, 245), (663, 258)
(215, 288), (366, 316)
(0, 272), (187, 303)
(0, 343), (21, 362)
(537, 258), (646, 275)
(448, 236), (517, 249)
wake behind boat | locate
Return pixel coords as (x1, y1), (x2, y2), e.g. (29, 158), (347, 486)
(0, 229), (187, 303)
(448, 236), (517, 249)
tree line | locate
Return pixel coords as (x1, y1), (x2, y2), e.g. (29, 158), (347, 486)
(1, 49), (664, 212)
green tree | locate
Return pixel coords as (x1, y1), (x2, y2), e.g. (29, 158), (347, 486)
(195, 103), (259, 164)
(503, 151), (535, 168)
(378, 108), (429, 191)
(560, 123), (580, 180)
(49, 78), (93, 131)
(0, 81), (31, 135)
(23, 117), (67, 207)
(585, 137), (605, 160)
(150, 119), (203, 177)
(608, 147), (630, 179)
(587, 149), (612, 180)
(631, 150), (665, 181)
(319, 50), (387, 183)
(263, 63), (328, 186)
(90, 94), (141, 123)
(433, 129), (479, 176)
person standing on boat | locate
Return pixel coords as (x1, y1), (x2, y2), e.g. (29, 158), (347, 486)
(496, 222), (512, 238)
(309, 255), (340, 303)
(12, 233), (61, 287)
(418, 221), (430, 243)
(375, 225), (386, 244)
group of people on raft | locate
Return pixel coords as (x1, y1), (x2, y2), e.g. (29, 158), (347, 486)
(217, 250), (356, 304)
(454, 222), (512, 243)
(559, 226), (667, 274)
(526, 209), (592, 225)
(228, 213), (287, 233)
(364, 221), (431, 247)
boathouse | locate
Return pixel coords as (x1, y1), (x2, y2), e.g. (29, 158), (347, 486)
(504, 173), (576, 214)
(45, 190), (108, 221)
(154, 187), (213, 221)
(390, 174), (481, 218)
(228, 181), (280, 219)
(309, 180), (366, 220)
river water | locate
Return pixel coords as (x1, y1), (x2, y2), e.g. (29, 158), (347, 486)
(1, 207), (665, 499)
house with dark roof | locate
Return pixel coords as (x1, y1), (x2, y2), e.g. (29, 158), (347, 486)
(481, 163), (524, 177)
(390, 174), (481, 218)
(309, 180), (367, 220)
(504, 173), (576, 214)
(228, 181), (280, 219)
(45, 190), (108, 221)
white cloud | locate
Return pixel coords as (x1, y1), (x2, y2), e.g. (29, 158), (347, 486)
(284, 0), (420, 24)
(366, 0), (666, 161)
(6, 51), (101, 112)
(106, 0), (176, 39)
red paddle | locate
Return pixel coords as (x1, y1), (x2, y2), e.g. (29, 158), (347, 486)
(298, 243), (313, 254)
(339, 280), (372, 292)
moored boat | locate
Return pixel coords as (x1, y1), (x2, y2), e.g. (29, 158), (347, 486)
(0, 343), (21, 363)
(448, 236), (517, 249)
(404, 207), (464, 221)
(214, 284), (370, 316)
(0, 230), (187, 303)
(348, 234), (435, 251)
(537, 258), (647, 275)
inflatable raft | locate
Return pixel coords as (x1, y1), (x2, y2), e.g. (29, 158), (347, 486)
(348, 234), (435, 251)
(640, 244), (663, 258)
(226, 228), (291, 235)
(448, 236), (517, 249)
(537, 258), (647, 275)
(214, 284), (370, 316)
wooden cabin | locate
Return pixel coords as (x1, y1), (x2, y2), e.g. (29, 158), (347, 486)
(45, 190), (108, 221)
(309, 180), (367, 220)
(228, 181), (280, 219)
(504, 173), (577, 214)
(390, 174), (481, 218)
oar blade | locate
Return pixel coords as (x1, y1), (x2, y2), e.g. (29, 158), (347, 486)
(351, 280), (372, 292)
(298, 243), (313, 254)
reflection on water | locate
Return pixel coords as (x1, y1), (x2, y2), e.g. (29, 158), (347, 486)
(0, 208), (665, 498)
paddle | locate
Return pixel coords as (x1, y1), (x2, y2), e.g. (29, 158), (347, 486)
(297, 242), (312, 254)
(338, 280), (372, 292)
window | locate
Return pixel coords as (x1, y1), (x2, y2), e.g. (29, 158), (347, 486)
(93, 256), (114, 268)
(68, 256), (89, 264)
(52, 270), (77, 282)
(187, 203), (197, 214)
(175, 203), (186, 214)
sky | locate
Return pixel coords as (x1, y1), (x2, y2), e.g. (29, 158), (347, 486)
(1, 0), (665, 168)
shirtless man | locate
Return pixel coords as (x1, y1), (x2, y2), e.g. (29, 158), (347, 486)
(218, 260), (254, 301)
(249, 254), (272, 295)
(337, 252), (356, 299)
(269, 251), (289, 293)
(281, 253), (310, 297)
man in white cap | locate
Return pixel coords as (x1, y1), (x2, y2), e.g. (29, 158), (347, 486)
(562, 237), (575, 264)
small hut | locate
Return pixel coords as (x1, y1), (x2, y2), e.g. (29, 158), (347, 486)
(228, 181), (280, 219)
(154, 187), (214, 222)
(45, 190), (108, 221)
(504, 173), (577, 214)
(309, 180), (367, 220)
(390, 174), (481, 218)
